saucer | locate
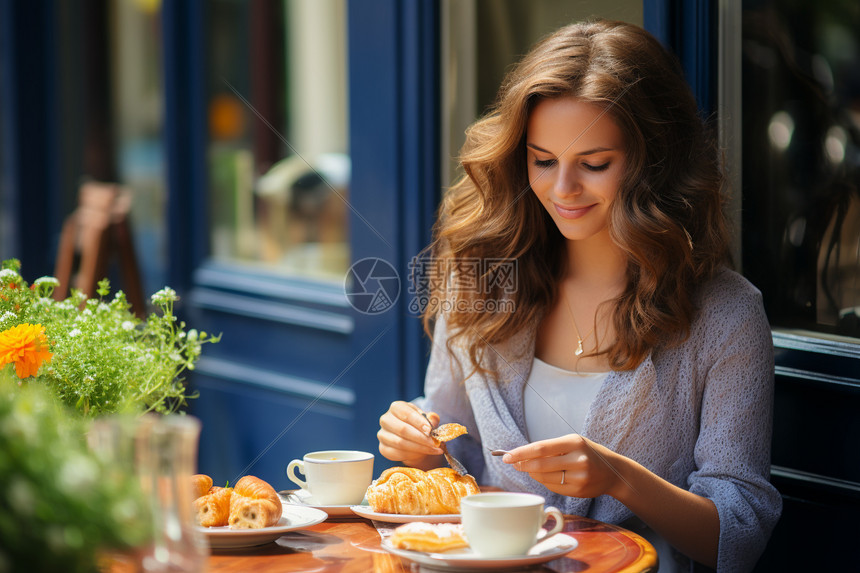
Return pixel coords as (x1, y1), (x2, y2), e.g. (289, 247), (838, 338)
(381, 532), (578, 570)
(279, 489), (364, 518)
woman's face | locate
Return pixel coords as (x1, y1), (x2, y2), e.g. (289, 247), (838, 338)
(526, 97), (627, 244)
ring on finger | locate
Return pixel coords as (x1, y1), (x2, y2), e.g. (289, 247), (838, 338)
(561, 469), (566, 485)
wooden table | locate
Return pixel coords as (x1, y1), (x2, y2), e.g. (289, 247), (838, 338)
(109, 514), (657, 572)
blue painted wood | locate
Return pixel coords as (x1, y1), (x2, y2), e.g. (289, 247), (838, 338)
(190, 288), (354, 334)
(178, 0), (440, 480)
(0, 0), (60, 276)
(400, 0), (440, 401)
(191, 372), (356, 487)
(162, 0), (208, 297)
(345, 0), (405, 461)
(642, 0), (671, 48)
(643, 0), (715, 114)
(345, 0), (441, 462)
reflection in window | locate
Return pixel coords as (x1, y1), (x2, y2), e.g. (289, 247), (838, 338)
(207, 0), (349, 282)
(112, 0), (166, 296)
(742, 1), (860, 338)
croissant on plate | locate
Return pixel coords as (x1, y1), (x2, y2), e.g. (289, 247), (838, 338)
(365, 466), (479, 515)
(389, 522), (469, 552)
(194, 485), (233, 527)
(228, 475), (283, 529)
(191, 474), (213, 499)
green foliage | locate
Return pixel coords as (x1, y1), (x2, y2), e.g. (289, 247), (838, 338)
(0, 259), (220, 417)
(0, 375), (151, 573)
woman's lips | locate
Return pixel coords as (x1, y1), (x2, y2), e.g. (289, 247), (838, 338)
(553, 202), (594, 219)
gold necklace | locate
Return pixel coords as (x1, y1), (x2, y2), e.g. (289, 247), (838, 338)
(563, 291), (595, 356)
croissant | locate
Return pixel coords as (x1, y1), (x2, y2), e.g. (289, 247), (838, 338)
(430, 423), (467, 444)
(365, 466), (479, 515)
(191, 474), (213, 500)
(389, 522), (469, 552)
(194, 485), (233, 527)
(228, 475), (283, 529)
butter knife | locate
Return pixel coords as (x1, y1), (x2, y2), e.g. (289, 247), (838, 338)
(438, 441), (469, 476)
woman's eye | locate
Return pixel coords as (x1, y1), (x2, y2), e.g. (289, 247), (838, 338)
(533, 158), (556, 168)
(583, 162), (610, 172)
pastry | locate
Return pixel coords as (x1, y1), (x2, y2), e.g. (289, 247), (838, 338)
(191, 474), (213, 499)
(430, 423), (468, 444)
(228, 475), (283, 529)
(194, 485), (233, 527)
(365, 466), (480, 515)
(389, 522), (469, 552)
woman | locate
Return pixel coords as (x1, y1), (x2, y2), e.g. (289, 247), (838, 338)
(377, 19), (781, 572)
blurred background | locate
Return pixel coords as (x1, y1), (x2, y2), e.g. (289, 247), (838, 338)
(0, 1), (858, 569)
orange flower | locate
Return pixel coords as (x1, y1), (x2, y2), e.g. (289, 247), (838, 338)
(0, 323), (53, 378)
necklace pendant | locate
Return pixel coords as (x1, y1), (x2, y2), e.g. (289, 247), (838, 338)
(575, 339), (584, 356)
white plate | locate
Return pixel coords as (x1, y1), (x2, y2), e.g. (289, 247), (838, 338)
(350, 505), (460, 523)
(382, 533), (578, 570)
(201, 505), (328, 548)
(279, 489), (363, 518)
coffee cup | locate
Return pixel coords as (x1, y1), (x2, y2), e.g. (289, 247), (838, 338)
(460, 492), (564, 557)
(285, 450), (374, 505)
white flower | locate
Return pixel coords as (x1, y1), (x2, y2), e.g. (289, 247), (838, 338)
(121, 321), (135, 331)
(68, 328), (82, 337)
(34, 276), (60, 288)
(151, 287), (178, 305)
(0, 311), (16, 323)
(0, 268), (21, 283)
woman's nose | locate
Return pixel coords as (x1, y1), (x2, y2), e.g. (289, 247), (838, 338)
(554, 165), (582, 196)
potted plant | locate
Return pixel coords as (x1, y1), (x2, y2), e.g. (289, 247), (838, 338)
(0, 259), (219, 571)
(0, 259), (218, 417)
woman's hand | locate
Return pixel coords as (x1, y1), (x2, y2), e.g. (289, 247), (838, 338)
(504, 434), (719, 567)
(502, 434), (628, 499)
(377, 401), (444, 469)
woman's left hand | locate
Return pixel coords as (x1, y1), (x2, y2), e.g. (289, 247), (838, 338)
(502, 434), (628, 499)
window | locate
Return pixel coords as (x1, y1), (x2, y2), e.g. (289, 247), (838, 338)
(741, 1), (860, 339)
(206, 0), (349, 282)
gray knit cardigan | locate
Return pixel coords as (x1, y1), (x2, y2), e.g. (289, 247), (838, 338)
(414, 268), (782, 572)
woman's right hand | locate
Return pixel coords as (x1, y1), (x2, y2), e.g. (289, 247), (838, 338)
(378, 401), (444, 469)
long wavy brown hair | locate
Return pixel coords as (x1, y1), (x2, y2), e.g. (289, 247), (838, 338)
(423, 19), (731, 374)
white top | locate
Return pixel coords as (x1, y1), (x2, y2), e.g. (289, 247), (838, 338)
(524, 358), (682, 572)
(523, 357), (608, 441)
(418, 269), (782, 571)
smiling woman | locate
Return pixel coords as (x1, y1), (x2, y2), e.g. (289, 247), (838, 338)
(525, 98), (627, 245)
(378, 19), (781, 573)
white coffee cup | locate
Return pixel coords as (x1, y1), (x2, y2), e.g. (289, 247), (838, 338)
(286, 450), (374, 505)
(460, 492), (564, 557)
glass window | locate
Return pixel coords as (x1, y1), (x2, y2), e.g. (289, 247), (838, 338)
(206, 0), (349, 282)
(52, 0), (166, 299)
(441, 0), (642, 187)
(741, 1), (860, 339)
(111, 0), (167, 295)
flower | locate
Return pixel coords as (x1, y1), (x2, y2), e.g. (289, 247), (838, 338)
(0, 259), (219, 417)
(0, 323), (53, 378)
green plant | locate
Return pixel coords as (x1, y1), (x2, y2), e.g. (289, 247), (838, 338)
(0, 374), (151, 573)
(0, 259), (219, 417)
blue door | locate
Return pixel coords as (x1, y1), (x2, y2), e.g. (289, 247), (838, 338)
(162, 0), (439, 487)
